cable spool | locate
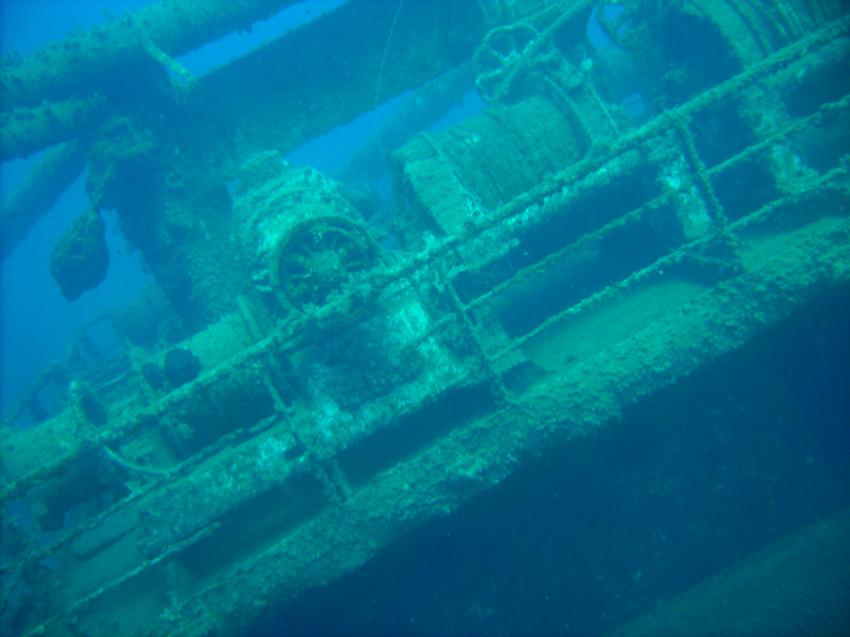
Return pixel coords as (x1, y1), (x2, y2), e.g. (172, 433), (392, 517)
(393, 95), (588, 238)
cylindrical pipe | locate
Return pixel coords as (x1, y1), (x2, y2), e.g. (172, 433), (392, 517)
(1, 140), (88, 259)
(0, 0), (300, 111)
(0, 96), (103, 162)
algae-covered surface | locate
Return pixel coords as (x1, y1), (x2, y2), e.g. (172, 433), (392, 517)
(2, 1), (849, 636)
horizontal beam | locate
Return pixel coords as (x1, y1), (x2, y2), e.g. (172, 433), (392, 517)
(0, 0), (300, 111)
(1, 140), (87, 259)
(180, 0), (488, 162)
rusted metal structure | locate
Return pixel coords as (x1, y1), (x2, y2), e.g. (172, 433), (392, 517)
(2, 1), (849, 635)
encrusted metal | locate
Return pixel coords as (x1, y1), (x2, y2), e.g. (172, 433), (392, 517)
(1, 1), (849, 635)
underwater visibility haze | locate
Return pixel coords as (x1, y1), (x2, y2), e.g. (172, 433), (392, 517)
(1, 0), (850, 635)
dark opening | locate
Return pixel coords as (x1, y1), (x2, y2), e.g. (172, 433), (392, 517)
(495, 206), (682, 337)
(338, 382), (497, 488)
(658, 12), (741, 107)
(167, 371), (275, 456)
(784, 58), (850, 118)
(712, 156), (779, 222)
(691, 101), (755, 168)
(30, 449), (130, 532)
(453, 165), (660, 303)
(792, 109), (850, 174)
(177, 473), (327, 580)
